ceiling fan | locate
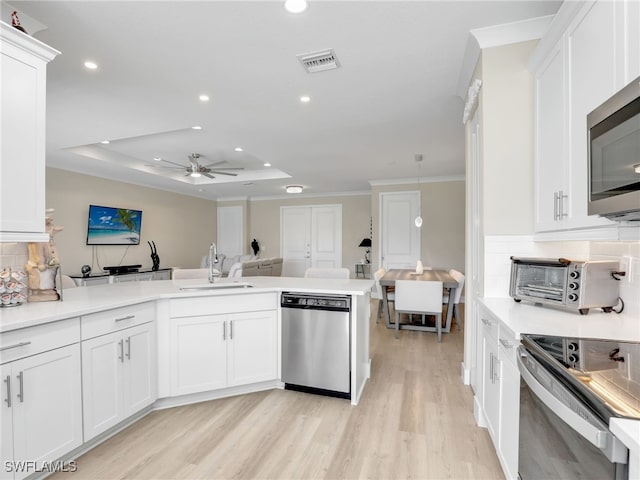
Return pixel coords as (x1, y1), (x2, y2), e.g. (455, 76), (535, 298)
(148, 153), (243, 179)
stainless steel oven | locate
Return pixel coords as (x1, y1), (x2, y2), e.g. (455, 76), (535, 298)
(517, 334), (639, 480)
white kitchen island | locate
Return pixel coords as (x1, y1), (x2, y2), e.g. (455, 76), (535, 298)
(0, 277), (373, 479)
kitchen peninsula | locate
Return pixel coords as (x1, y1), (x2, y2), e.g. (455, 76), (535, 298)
(0, 277), (373, 479)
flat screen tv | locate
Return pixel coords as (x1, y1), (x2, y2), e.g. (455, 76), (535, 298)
(86, 205), (142, 245)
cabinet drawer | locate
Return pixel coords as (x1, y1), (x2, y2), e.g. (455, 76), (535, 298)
(0, 318), (80, 364)
(498, 326), (519, 367)
(170, 292), (277, 318)
(479, 314), (499, 343)
(81, 302), (155, 340)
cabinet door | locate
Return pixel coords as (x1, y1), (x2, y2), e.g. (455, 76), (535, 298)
(170, 315), (227, 396)
(227, 311), (278, 387)
(499, 357), (521, 480)
(534, 40), (568, 232)
(11, 345), (82, 477)
(566, 0), (616, 229)
(482, 332), (500, 445)
(123, 323), (157, 416)
(624, 0), (640, 82)
(1, 365), (14, 480)
(82, 331), (124, 440)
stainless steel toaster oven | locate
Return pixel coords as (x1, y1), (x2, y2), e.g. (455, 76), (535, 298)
(509, 257), (620, 314)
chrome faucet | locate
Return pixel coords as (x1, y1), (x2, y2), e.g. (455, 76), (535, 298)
(208, 242), (219, 283)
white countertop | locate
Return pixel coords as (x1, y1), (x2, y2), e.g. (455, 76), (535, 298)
(479, 297), (640, 342)
(0, 276), (374, 333)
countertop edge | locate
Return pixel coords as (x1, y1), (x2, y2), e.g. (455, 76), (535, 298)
(0, 277), (374, 333)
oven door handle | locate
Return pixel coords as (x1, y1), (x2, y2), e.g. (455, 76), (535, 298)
(517, 350), (627, 464)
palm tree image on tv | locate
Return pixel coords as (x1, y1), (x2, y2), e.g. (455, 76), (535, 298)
(114, 209), (139, 243)
(86, 205), (142, 245)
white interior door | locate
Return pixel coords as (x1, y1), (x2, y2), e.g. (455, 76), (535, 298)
(311, 206), (342, 268)
(380, 191), (421, 269)
(281, 205), (342, 276)
(281, 207), (312, 277)
(217, 205), (243, 256)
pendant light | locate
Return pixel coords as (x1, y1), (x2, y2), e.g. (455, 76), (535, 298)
(415, 154), (423, 228)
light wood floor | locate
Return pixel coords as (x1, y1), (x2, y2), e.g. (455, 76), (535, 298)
(55, 302), (504, 480)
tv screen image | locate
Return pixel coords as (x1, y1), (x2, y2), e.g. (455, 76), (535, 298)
(86, 205), (142, 245)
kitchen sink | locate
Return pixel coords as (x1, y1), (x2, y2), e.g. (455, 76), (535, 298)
(179, 282), (254, 291)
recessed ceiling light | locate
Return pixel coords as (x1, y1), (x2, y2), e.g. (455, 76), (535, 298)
(199, 94), (210, 102)
(197, 189), (204, 192)
(286, 185), (303, 194)
(300, 95), (311, 103)
(84, 61), (98, 70)
(264, 162), (271, 167)
(100, 140), (110, 144)
(191, 125), (202, 130)
(234, 147), (243, 152)
(153, 157), (162, 161)
(243, 182), (255, 186)
(284, 0), (308, 14)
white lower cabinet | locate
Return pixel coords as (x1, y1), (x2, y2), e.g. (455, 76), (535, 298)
(1, 344), (82, 480)
(170, 309), (278, 396)
(82, 322), (156, 441)
(477, 303), (521, 480)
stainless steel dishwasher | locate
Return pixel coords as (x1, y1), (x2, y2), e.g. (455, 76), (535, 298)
(281, 292), (351, 398)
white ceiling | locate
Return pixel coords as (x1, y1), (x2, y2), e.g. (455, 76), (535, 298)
(7, 0), (561, 200)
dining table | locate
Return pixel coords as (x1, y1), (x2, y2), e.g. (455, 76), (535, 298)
(379, 269), (459, 334)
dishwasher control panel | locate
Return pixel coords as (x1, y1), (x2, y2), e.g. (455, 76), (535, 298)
(281, 292), (351, 311)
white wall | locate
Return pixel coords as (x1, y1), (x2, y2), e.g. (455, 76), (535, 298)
(45, 168), (217, 274)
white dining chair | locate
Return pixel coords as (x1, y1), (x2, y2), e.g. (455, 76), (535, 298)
(61, 274), (77, 289)
(394, 280), (444, 341)
(304, 267), (350, 279)
(373, 268), (394, 324)
(442, 269), (465, 330)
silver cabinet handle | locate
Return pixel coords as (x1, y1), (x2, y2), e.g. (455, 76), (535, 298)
(0, 341), (31, 352)
(4, 375), (11, 408)
(493, 358), (500, 383)
(118, 339), (124, 363)
(499, 339), (514, 349)
(558, 190), (567, 219)
(553, 191), (559, 221)
(115, 314), (135, 322)
(489, 352), (494, 383)
(229, 320), (233, 340)
(17, 372), (24, 403)
(125, 337), (131, 360)
(223, 322), (226, 341)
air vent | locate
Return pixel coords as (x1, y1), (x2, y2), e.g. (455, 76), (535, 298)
(297, 49), (341, 73)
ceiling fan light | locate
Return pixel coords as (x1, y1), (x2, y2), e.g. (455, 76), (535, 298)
(190, 172), (202, 178)
(286, 185), (303, 194)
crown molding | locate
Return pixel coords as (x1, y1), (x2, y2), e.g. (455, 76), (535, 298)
(369, 174), (465, 187)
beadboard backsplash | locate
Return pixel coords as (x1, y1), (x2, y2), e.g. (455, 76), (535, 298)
(484, 235), (640, 318)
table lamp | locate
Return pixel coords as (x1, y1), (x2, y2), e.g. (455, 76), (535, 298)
(358, 238), (372, 264)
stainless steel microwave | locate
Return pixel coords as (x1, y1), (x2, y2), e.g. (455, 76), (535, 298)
(587, 76), (640, 221)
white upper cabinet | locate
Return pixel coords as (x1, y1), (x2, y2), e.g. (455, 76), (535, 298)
(531, 0), (639, 237)
(534, 41), (568, 231)
(0, 22), (59, 243)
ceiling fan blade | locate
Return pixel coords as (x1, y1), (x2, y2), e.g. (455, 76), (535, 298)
(208, 171), (238, 176)
(160, 159), (189, 168)
(206, 167), (244, 171)
(202, 160), (227, 168)
(203, 173), (215, 179)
